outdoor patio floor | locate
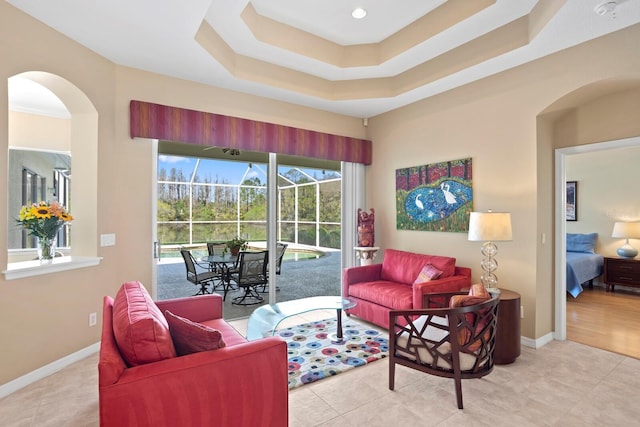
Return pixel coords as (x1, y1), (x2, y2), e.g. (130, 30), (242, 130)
(157, 248), (342, 320)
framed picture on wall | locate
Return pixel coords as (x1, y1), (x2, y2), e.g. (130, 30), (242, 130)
(395, 158), (473, 232)
(566, 181), (577, 221)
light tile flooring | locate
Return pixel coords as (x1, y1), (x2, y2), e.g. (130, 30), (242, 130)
(2, 310), (640, 426)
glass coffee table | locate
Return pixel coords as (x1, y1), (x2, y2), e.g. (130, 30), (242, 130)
(246, 296), (357, 341)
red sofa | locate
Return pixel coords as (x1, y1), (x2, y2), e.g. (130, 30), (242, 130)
(99, 281), (288, 427)
(343, 249), (471, 328)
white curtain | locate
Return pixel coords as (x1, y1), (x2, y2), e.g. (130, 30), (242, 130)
(341, 162), (366, 273)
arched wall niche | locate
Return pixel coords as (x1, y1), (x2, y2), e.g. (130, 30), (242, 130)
(7, 71), (98, 263)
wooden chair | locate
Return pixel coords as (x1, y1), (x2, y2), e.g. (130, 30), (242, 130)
(388, 290), (500, 409)
(229, 250), (269, 305)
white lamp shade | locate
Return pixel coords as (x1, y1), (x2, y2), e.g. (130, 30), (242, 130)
(468, 212), (513, 241)
(612, 222), (640, 239)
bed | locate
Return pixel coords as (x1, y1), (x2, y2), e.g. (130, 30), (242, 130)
(566, 233), (604, 298)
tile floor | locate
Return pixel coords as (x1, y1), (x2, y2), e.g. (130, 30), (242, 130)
(2, 310), (640, 426)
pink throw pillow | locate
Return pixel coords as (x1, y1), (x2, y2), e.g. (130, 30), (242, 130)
(413, 264), (443, 285)
(165, 310), (226, 356)
(112, 281), (177, 366)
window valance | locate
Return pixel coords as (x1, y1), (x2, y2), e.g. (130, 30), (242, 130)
(130, 100), (372, 165)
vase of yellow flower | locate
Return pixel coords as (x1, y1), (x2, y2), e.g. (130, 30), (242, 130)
(37, 237), (57, 260)
(17, 201), (73, 260)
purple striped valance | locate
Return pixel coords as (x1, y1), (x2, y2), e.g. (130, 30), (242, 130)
(130, 100), (372, 165)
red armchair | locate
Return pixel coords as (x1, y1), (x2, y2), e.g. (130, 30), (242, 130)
(99, 285), (288, 427)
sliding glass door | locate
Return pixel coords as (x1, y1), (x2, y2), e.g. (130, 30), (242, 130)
(155, 144), (342, 320)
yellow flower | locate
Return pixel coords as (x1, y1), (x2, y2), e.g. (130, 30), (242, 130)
(18, 205), (31, 221)
(16, 201), (73, 240)
(33, 206), (51, 219)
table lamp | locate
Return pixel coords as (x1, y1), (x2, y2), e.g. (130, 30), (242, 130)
(468, 211), (512, 290)
(612, 221), (640, 258)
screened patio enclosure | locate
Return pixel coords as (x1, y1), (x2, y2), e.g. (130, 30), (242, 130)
(156, 145), (344, 318)
(156, 150), (342, 253)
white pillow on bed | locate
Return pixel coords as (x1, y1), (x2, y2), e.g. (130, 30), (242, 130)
(566, 233), (597, 253)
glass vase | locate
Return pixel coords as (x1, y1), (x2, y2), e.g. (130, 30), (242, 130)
(37, 237), (57, 260)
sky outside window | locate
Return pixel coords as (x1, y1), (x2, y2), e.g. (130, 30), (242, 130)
(158, 155), (260, 184)
(158, 155), (340, 184)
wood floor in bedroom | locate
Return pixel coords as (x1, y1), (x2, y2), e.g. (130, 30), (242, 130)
(567, 284), (640, 359)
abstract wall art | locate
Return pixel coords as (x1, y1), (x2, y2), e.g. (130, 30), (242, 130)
(396, 158), (473, 232)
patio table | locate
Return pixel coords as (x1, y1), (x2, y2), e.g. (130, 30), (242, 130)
(200, 254), (238, 298)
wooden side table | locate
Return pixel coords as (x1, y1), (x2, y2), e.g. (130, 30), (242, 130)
(494, 288), (521, 365)
(603, 257), (640, 292)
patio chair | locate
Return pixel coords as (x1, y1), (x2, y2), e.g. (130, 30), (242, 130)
(274, 242), (288, 275)
(388, 286), (500, 409)
(260, 242), (288, 293)
(230, 250), (269, 305)
(206, 242), (226, 256)
(179, 249), (220, 296)
(205, 242), (229, 275)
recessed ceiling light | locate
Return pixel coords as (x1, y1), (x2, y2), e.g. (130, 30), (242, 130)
(352, 8), (367, 19)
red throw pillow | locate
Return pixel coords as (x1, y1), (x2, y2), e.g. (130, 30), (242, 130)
(112, 281), (177, 366)
(449, 284), (491, 351)
(165, 310), (226, 356)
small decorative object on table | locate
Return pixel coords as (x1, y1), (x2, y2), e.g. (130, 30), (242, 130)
(225, 236), (248, 257)
(16, 201), (73, 260)
(355, 208), (379, 266)
(357, 208), (375, 247)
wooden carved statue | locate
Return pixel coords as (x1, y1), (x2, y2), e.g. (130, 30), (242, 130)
(357, 208), (375, 247)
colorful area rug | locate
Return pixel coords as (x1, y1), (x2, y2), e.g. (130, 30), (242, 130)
(277, 317), (389, 390)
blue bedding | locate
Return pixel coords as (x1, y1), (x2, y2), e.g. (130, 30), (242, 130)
(566, 252), (604, 298)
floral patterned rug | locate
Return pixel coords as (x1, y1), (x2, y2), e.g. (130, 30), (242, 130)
(278, 317), (389, 390)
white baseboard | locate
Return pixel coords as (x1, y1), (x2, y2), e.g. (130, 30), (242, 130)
(0, 342), (100, 399)
(522, 332), (554, 349)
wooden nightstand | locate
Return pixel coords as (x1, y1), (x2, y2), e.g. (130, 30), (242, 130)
(604, 257), (640, 292)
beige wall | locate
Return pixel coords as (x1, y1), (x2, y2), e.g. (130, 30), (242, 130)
(367, 24), (640, 341)
(1, 2), (118, 386)
(566, 145), (640, 256)
(0, 3), (365, 386)
(1, 0), (640, 388)
(8, 111), (70, 151)
(554, 88), (640, 149)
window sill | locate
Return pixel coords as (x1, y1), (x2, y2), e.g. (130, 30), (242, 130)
(2, 256), (103, 280)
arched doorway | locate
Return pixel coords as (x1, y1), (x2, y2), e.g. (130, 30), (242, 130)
(537, 80), (640, 344)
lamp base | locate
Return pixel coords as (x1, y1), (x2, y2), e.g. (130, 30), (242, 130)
(617, 244), (638, 258)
